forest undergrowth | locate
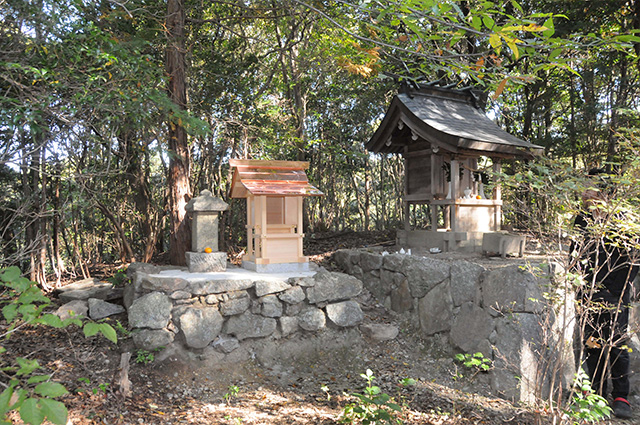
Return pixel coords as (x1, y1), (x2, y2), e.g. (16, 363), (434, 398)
(1, 230), (633, 425)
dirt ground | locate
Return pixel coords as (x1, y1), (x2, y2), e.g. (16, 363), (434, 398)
(1, 230), (634, 424)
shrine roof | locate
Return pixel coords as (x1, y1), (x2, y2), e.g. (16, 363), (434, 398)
(229, 159), (324, 198)
(366, 84), (544, 159)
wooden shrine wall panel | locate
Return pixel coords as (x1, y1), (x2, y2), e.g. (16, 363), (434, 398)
(264, 236), (301, 262)
(406, 155), (431, 196)
(266, 196), (284, 224)
(284, 197), (299, 225)
(431, 155), (445, 197)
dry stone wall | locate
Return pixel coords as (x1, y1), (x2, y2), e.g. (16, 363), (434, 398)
(124, 264), (367, 362)
(333, 249), (575, 403)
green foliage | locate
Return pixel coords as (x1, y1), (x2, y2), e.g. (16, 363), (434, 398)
(75, 378), (110, 396)
(0, 267), (117, 424)
(107, 268), (129, 288)
(224, 384), (240, 404)
(135, 349), (155, 365)
(455, 352), (493, 373)
(83, 322), (118, 344)
(113, 320), (131, 339)
(339, 369), (404, 425)
(566, 369), (612, 423)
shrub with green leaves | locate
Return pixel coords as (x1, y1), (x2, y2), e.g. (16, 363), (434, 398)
(0, 267), (117, 425)
(135, 349), (155, 365)
(223, 384), (240, 404)
(340, 369), (405, 425)
(566, 368), (612, 424)
(454, 352), (492, 372)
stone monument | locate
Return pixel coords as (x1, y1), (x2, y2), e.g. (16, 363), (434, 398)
(185, 190), (229, 272)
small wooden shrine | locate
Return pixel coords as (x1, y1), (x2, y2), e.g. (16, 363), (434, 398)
(229, 159), (323, 272)
(366, 82), (543, 252)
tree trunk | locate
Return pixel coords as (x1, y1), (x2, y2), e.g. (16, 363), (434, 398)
(363, 157), (371, 231)
(166, 0), (191, 265)
(119, 128), (159, 263)
(634, 0), (640, 72)
(72, 207), (90, 279)
(51, 165), (64, 288)
(95, 201), (136, 263)
(23, 142), (48, 288)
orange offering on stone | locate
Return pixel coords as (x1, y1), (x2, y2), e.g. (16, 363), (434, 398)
(204, 247), (212, 253)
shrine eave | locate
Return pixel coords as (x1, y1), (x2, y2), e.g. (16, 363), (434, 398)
(366, 90), (544, 160)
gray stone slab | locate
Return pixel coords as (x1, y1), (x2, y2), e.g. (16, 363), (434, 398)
(418, 280), (453, 336)
(175, 307), (223, 349)
(57, 279), (122, 302)
(279, 316), (299, 337)
(186, 252), (227, 273)
(259, 295), (283, 318)
(132, 329), (175, 351)
(482, 265), (544, 316)
(190, 279), (254, 295)
(56, 300), (88, 321)
(306, 271), (363, 304)
(88, 298), (125, 320)
(326, 301), (364, 327)
(212, 336), (240, 353)
(298, 307), (326, 331)
(224, 312), (277, 341)
(220, 294), (251, 316)
(242, 261), (311, 273)
(403, 255), (450, 299)
(255, 280), (291, 297)
(359, 323), (399, 341)
(278, 286), (306, 304)
(129, 292), (172, 329)
(141, 275), (189, 293)
(450, 302), (495, 353)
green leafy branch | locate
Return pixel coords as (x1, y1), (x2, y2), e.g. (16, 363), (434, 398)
(339, 369), (405, 425)
(566, 368), (612, 423)
(455, 352), (493, 373)
(0, 267), (117, 425)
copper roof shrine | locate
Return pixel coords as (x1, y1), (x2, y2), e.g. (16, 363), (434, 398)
(229, 159), (323, 272)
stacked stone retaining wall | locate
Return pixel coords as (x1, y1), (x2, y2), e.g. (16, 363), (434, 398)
(333, 249), (576, 403)
(124, 264), (368, 364)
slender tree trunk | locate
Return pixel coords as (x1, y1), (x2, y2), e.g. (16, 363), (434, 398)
(273, 6), (309, 161)
(363, 158), (371, 231)
(52, 169), (65, 283)
(570, 74), (577, 168)
(72, 207), (90, 279)
(607, 54), (629, 168)
(634, 0), (640, 72)
(119, 129), (158, 263)
(23, 142), (48, 287)
(95, 201), (136, 263)
(166, 0), (191, 265)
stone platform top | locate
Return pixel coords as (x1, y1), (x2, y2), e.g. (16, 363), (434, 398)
(148, 264), (317, 283)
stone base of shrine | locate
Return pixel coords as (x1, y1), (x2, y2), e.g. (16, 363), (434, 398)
(186, 252), (227, 273)
(397, 229), (485, 253)
(481, 233), (526, 258)
(242, 260), (311, 274)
